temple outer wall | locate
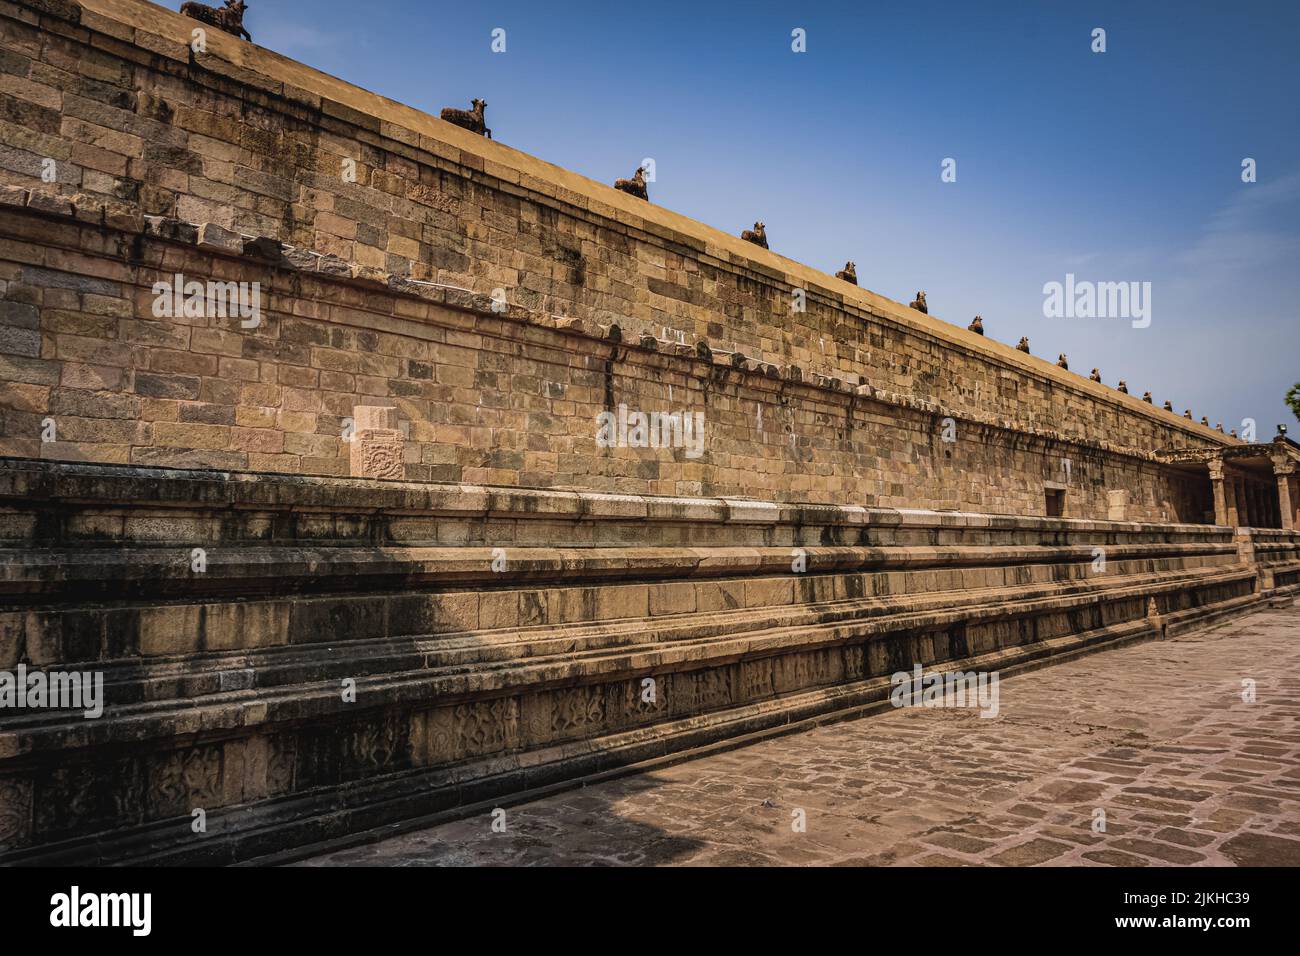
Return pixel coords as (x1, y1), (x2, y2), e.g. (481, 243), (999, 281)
(0, 205), (1215, 519)
(0, 0), (1234, 520)
(0, 0), (1294, 867)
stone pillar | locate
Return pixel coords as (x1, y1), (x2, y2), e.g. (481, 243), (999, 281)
(1208, 460), (1229, 526)
(1107, 490), (1129, 521)
(1278, 467), (1296, 531)
(1292, 475), (1300, 531)
(349, 405), (405, 480)
(1226, 474), (1242, 527)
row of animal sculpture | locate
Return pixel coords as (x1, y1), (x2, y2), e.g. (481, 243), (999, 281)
(182, 13), (1217, 436)
(923, 308), (1210, 426)
(420, 95), (1229, 436)
(1043, 350), (1216, 428)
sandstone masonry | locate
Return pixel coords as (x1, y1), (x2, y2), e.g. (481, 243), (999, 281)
(0, 0), (1297, 866)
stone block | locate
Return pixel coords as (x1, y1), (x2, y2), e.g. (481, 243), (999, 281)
(352, 404), (400, 431)
(197, 222), (244, 254)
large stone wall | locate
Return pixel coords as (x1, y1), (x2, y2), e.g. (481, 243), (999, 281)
(0, 0), (1293, 867)
(0, 0), (1233, 521)
(0, 204), (1217, 519)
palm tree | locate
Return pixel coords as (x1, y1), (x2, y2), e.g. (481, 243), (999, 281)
(1289, 383), (1300, 424)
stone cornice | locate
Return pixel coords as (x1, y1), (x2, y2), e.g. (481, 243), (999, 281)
(0, 456), (1229, 534)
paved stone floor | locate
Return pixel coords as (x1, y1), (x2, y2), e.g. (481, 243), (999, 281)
(298, 606), (1300, 866)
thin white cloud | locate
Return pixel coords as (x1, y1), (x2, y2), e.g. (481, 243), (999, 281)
(1177, 169), (1300, 276)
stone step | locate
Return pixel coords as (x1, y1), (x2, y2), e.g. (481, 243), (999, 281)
(0, 459), (1281, 864)
(1, 564), (1255, 748)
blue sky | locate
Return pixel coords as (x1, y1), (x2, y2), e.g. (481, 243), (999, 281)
(170, 0), (1299, 434)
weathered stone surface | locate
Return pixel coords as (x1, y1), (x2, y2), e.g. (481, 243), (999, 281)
(352, 405), (400, 432)
(1107, 489), (1130, 521)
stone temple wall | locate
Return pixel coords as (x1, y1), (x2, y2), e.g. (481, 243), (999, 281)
(0, 204), (1218, 519)
(0, 0), (1232, 521)
(1, 0), (1292, 866)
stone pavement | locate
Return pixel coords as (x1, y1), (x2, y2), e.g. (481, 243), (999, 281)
(297, 607), (1300, 867)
